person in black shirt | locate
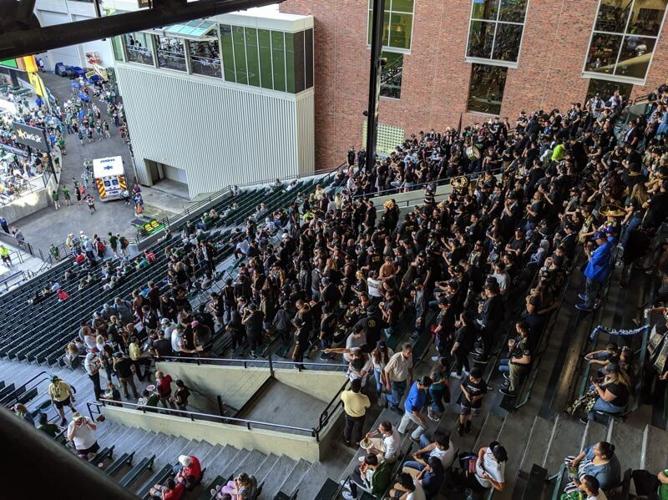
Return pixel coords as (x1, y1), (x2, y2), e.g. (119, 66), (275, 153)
(113, 352), (140, 400)
(458, 367), (487, 435)
(586, 363), (631, 422)
(450, 311), (475, 376)
(242, 304), (264, 358)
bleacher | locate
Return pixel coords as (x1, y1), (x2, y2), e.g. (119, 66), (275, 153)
(0, 176), (329, 367)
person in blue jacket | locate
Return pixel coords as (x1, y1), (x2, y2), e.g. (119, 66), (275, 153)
(576, 231), (615, 311)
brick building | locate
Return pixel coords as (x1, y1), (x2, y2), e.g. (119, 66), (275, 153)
(279, 0), (668, 170)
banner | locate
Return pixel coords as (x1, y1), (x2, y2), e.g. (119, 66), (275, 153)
(28, 72), (47, 97)
(13, 122), (48, 152)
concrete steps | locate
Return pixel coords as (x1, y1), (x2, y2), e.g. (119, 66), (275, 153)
(259, 455), (298, 498)
(542, 415), (585, 475)
(276, 459), (311, 497)
(494, 413), (535, 500)
(642, 424), (668, 472)
(608, 419), (644, 472)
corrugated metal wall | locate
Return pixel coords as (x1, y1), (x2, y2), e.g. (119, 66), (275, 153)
(115, 63), (314, 198)
(295, 90), (315, 176)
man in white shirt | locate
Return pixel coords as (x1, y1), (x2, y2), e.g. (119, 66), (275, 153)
(67, 413), (99, 459)
(365, 421), (401, 463)
(474, 443), (507, 491)
(84, 350), (103, 400)
(389, 472), (426, 500)
(383, 343), (414, 412)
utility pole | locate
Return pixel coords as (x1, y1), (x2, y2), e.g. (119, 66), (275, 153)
(365, 0), (385, 172)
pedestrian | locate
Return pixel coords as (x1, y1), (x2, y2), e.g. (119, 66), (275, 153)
(340, 378), (370, 447)
(67, 413), (100, 460)
(0, 216), (9, 233)
(108, 232), (119, 257)
(52, 189), (60, 210)
(383, 343), (414, 412)
(77, 128), (84, 145)
(119, 234), (129, 257)
(172, 379), (191, 411)
(74, 181), (82, 204)
(102, 120), (110, 138)
(156, 370), (176, 409)
(576, 231), (614, 312)
(112, 352), (140, 400)
(398, 376), (432, 441)
(87, 195), (96, 214)
(62, 185), (71, 206)
(0, 244), (11, 266)
(84, 350), (103, 400)
(48, 375), (77, 426)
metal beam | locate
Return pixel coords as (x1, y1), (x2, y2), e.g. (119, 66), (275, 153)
(0, 0), (284, 60)
(365, 0), (385, 173)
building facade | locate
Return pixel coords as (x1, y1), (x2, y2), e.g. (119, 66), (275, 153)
(279, 0), (668, 170)
(109, 7), (315, 198)
(33, 0), (113, 69)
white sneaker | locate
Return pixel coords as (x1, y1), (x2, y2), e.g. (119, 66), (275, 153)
(431, 356), (440, 362)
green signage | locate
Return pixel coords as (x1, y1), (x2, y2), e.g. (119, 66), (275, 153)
(0, 59), (18, 69)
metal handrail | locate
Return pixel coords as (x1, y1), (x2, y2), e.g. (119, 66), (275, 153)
(316, 379), (348, 431)
(88, 398), (316, 435)
(156, 354), (348, 371)
(352, 165), (505, 199)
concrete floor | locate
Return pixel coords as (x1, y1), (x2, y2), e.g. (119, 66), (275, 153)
(237, 379), (327, 429)
(11, 73), (193, 258)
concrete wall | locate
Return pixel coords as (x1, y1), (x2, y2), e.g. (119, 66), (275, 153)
(115, 63), (315, 199)
(155, 362), (270, 412)
(272, 367), (347, 404)
(104, 406), (321, 462)
(0, 173), (58, 224)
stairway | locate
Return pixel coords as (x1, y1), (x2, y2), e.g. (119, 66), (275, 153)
(91, 416), (324, 499)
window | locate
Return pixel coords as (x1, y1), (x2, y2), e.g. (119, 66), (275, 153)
(367, 0), (415, 52)
(586, 78), (633, 102)
(584, 0), (668, 83)
(466, 0), (528, 65)
(380, 52), (403, 99)
(467, 63), (508, 114)
(219, 25), (313, 93)
(111, 37), (124, 62)
(362, 122), (405, 155)
(155, 35), (186, 71)
(188, 39), (221, 78)
(123, 33), (153, 65)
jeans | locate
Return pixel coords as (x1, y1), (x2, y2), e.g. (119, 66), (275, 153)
(620, 214), (642, 249)
(588, 397), (625, 421)
(386, 380), (407, 409)
(398, 410), (426, 440)
(403, 459), (426, 472)
(119, 376), (139, 399)
(582, 278), (603, 308)
(373, 368), (383, 394)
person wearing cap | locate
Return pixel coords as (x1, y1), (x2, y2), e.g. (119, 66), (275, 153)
(340, 378), (371, 447)
(398, 376), (432, 440)
(67, 413), (99, 459)
(576, 231), (614, 312)
(458, 367), (488, 436)
(175, 454), (202, 490)
(48, 375), (77, 425)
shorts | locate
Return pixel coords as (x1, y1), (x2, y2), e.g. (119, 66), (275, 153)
(76, 441), (100, 457)
(54, 397), (72, 409)
(460, 401), (481, 416)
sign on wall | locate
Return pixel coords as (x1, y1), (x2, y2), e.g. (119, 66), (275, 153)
(13, 122), (49, 152)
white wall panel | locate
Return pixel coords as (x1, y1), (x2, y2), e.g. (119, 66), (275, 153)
(116, 63), (314, 198)
(296, 90), (315, 176)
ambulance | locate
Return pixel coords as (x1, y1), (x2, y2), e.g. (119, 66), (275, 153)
(92, 156), (127, 201)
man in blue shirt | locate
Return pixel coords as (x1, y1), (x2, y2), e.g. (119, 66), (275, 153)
(576, 232), (614, 312)
(397, 376), (432, 440)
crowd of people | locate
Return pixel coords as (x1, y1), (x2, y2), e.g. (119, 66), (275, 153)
(10, 79), (668, 499)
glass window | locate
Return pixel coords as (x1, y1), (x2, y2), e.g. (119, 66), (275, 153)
(499, 0), (528, 22)
(380, 51), (403, 99)
(471, 0), (500, 20)
(586, 78), (633, 102)
(124, 33), (153, 65)
(112, 36), (124, 62)
(466, 0), (528, 65)
(271, 31), (286, 92)
(221, 25), (235, 82)
(628, 0), (665, 36)
(615, 35), (656, 78)
(258, 29), (273, 90)
(156, 35), (186, 71)
(594, 0), (631, 33)
(584, 0), (667, 82)
(189, 39), (221, 78)
(245, 28), (260, 87)
(304, 28), (314, 89)
(467, 63), (508, 115)
(294, 30), (305, 93)
(285, 32), (295, 93)
(232, 26), (247, 84)
(492, 23), (523, 61)
(585, 32), (623, 73)
(467, 21), (495, 59)
(367, 0), (415, 51)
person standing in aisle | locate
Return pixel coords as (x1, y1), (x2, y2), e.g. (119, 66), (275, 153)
(340, 378), (371, 447)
